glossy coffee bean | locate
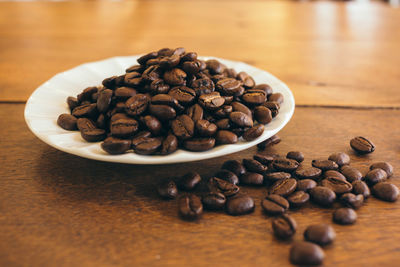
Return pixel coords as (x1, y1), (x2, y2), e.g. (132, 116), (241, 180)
(101, 137), (131, 155)
(296, 179), (317, 192)
(196, 119), (217, 137)
(131, 131), (152, 147)
(229, 111), (253, 128)
(123, 71), (142, 87)
(310, 186), (336, 207)
(67, 96), (79, 111)
(328, 152), (350, 166)
(198, 92), (225, 110)
(253, 84), (273, 95)
(312, 159), (339, 171)
(214, 105), (233, 118)
(163, 68), (187, 85)
(216, 130), (238, 144)
(372, 182), (399, 202)
(114, 87), (137, 101)
(206, 59), (226, 75)
(265, 172), (291, 183)
(222, 160), (246, 176)
(254, 106), (272, 124)
(150, 79), (170, 94)
(242, 89), (266, 105)
(262, 101), (280, 117)
(191, 78), (215, 96)
(237, 71), (255, 88)
(186, 104), (204, 122)
(365, 168), (388, 186)
(143, 115), (162, 135)
(253, 153), (277, 165)
(77, 86), (98, 102)
(202, 192), (226, 210)
(370, 162), (394, 177)
(160, 134), (178, 155)
(179, 172), (201, 191)
(240, 172), (264, 185)
(324, 170), (347, 181)
(171, 115), (195, 140)
(290, 241), (324, 266)
(96, 89), (113, 113)
(333, 208), (357, 225)
(286, 151), (304, 163)
(272, 214), (297, 239)
(226, 194), (255, 216)
(321, 177), (353, 194)
(261, 194), (289, 215)
(80, 128), (106, 142)
(148, 104), (176, 121)
(72, 103), (98, 118)
(137, 51), (158, 65)
(272, 158), (299, 172)
(304, 224), (336, 246)
(287, 191), (310, 208)
(57, 114), (77, 130)
(340, 193), (364, 209)
(157, 180), (178, 199)
(110, 118), (139, 138)
(183, 138), (215, 151)
(268, 93), (284, 104)
(295, 167), (322, 180)
(77, 118), (96, 132)
(134, 137), (162, 155)
(340, 165), (363, 182)
(231, 102), (252, 118)
(215, 170), (239, 185)
(208, 177), (240, 197)
(125, 94), (149, 116)
(257, 135), (281, 149)
(350, 136), (375, 154)
(242, 124), (264, 141)
(168, 86), (196, 106)
(243, 159), (267, 173)
(269, 178), (297, 197)
(352, 180), (370, 198)
(216, 78), (242, 96)
(178, 194), (203, 220)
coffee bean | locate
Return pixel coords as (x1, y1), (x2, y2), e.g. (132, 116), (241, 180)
(370, 162), (394, 178)
(328, 152), (350, 166)
(296, 179), (317, 192)
(350, 136), (375, 154)
(214, 105), (233, 118)
(286, 151), (304, 163)
(110, 113), (130, 123)
(101, 137), (131, 155)
(114, 87), (137, 101)
(67, 96), (79, 111)
(196, 119), (218, 137)
(143, 115), (162, 135)
(365, 168), (388, 186)
(262, 102), (280, 117)
(149, 79), (170, 94)
(157, 180), (178, 199)
(242, 89), (266, 105)
(206, 59), (226, 75)
(222, 160), (246, 176)
(125, 94), (149, 116)
(261, 194), (289, 215)
(372, 182), (399, 202)
(131, 131), (152, 147)
(199, 92), (225, 110)
(304, 224), (336, 246)
(268, 93), (284, 104)
(57, 114), (77, 130)
(254, 106), (272, 124)
(202, 192), (226, 210)
(333, 208), (357, 225)
(191, 78), (215, 96)
(142, 65), (162, 81)
(269, 178), (297, 197)
(243, 159), (267, 173)
(160, 134), (178, 155)
(178, 172), (201, 191)
(226, 194), (255, 216)
(242, 124), (264, 141)
(178, 194), (203, 220)
(80, 128), (106, 142)
(137, 51), (158, 65)
(208, 177), (240, 197)
(272, 158), (299, 172)
(257, 135), (281, 149)
(265, 172), (291, 183)
(253, 153), (277, 165)
(229, 111), (253, 127)
(168, 86), (196, 106)
(171, 115), (195, 140)
(231, 102), (252, 118)
(159, 54), (181, 69)
(310, 186), (336, 207)
(96, 114), (106, 129)
(321, 177), (353, 194)
(77, 118), (96, 132)
(186, 104), (204, 122)
(110, 118), (139, 138)
(77, 86), (98, 102)
(340, 165), (363, 182)
(295, 167), (322, 180)
(312, 159), (339, 171)
(324, 170), (347, 181)
(72, 103), (98, 118)
(340, 193), (364, 209)
(240, 172), (264, 185)
(352, 180), (370, 198)
(290, 241), (324, 266)
(215, 130), (238, 144)
(272, 214), (297, 239)
(237, 71), (255, 88)
(134, 137), (162, 155)
(287, 191), (310, 208)
(184, 138), (216, 151)
(215, 118), (232, 130)
(163, 68), (187, 85)
(215, 78), (243, 96)
(182, 60), (202, 75)
(123, 71), (142, 87)
(148, 104), (177, 121)
(215, 170), (239, 185)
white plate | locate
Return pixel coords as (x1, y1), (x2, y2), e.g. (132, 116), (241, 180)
(24, 56), (295, 164)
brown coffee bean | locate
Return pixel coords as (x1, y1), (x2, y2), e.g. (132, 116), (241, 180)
(295, 166), (322, 180)
(179, 172), (201, 191)
(159, 54), (181, 69)
(199, 92), (225, 110)
(77, 118), (96, 132)
(171, 115), (195, 140)
(214, 105), (233, 118)
(290, 241), (324, 265)
(206, 59), (226, 74)
(261, 194), (289, 215)
(101, 137), (131, 155)
(182, 60), (201, 75)
(340, 193), (364, 209)
(272, 158), (299, 172)
(321, 177), (353, 194)
(272, 214), (297, 239)
(160, 134), (178, 155)
(222, 160), (246, 176)
(57, 114), (77, 130)
(72, 103), (98, 118)
(168, 86), (196, 106)
(226, 194), (255, 216)
(137, 51), (158, 65)
(268, 93), (284, 104)
(304, 224), (336, 246)
(96, 114), (106, 129)
(254, 106), (272, 124)
(142, 65), (162, 81)
(157, 180), (178, 199)
(296, 179), (317, 192)
(215, 170), (239, 185)
(324, 170), (347, 181)
(186, 104), (204, 122)
(143, 115), (162, 135)
(110, 118), (139, 138)
(178, 194), (203, 220)
(230, 102), (251, 118)
(67, 96), (79, 111)
(163, 68), (186, 86)
(243, 159), (267, 173)
(131, 131), (152, 147)
(77, 86), (98, 102)
(191, 78), (215, 96)
(148, 104), (176, 121)
(265, 172), (291, 183)
(125, 64), (144, 73)
(262, 101), (280, 117)
(287, 191), (310, 208)
(114, 87), (137, 101)
(257, 135), (281, 150)
(215, 130), (238, 144)
(365, 168), (388, 186)
(80, 128), (106, 142)
(253, 153), (277, 165)
(286, 151), (304, 163)
(195, 119), (217, 137)
(243, 124), (264, 141)
(184, 138), (215, 151)
(242, 89), (266, 105)
(372, 182), (399, 202)
(157, 48), (173, 57)
(208, 177), (240, 197)
(269, 178), (297, 197)
(350, 136), (375, 154)
(134, 137), (162, 155)
(240, 172), (264, 185)
(215, 78), (242, 96)
(236, 71), (255, 88)
(125, 94), (149, 116)
(202, 192), (226, 210)
(253, 84), (272, 95)
(312, 159), (339, 171)
(328, 152), (350, 166)
(215, 118), (232, 130)
(333, 208), (357, 225)
(370, 162), (394, 177)
(340, 165), (363, 182)
(310, 186), (336, 207)
(123, 71), (142, 87)
(352, 180), (370, 198)
(229, 111), (253, 127)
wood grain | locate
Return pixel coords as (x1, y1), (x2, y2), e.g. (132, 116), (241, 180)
(0, 1), (400, 107)
(1, 104), (400, 266)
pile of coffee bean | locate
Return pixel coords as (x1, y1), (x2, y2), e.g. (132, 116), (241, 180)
(57, 47), (284, 155)
(157, 135), (399, 265)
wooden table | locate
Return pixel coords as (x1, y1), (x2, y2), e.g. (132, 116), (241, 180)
(1, 1), (399, 266)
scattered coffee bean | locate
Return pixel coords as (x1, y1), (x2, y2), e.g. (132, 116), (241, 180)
(269, 178), (297, 197)
(365, 168), (388, 186)
(350, 136), (375, 154)
(265, 172), (291, 183)
(268, 93), (284, 105)
(202, 192), (226, 210)
(261, 194), (289, 215)
(80, 128), (106, 142)
(253, 153), (277, 165)
(215, 130), (238, 144)
(370, 162), (394, 178)
(328, 152), (350, 166)
(178, 194), (203, 220)
(290, 241), (324, 265)
(310, 186), (336, 207)
(340, 165), (363, 182)
(226, 194), (255, 215)
(287, 191), (310, 208)
(272, 214), (297, 239)
(296, 179), (317, 192)
(243, 158), (267, 173)
(240, 172), (264, 185)
(352, 180), (370, 198)
(295, 167), (322, 180)
(372, 182), (399, 202)
(304, 224), (336, 246)
(312, 159), (339, 171)
(57, 114), (77, 130)
(101, 137), (131, 155)
(321, 177), (353, 194)
(272, 158), (299, 172)
(340, 193), (364, 209)
(333, 208), (357, 225)
(157, 180), (178, 199)
(215, 169), (239, 185)
(208, 177), (240, 197)
(257, 135), (281, 149)
(324, 170), (347, 181)
(179, 172), (201, 191)
(286, 151), (304, 163)
(243, 124), (264, 141)
(222, 160), (246, 176)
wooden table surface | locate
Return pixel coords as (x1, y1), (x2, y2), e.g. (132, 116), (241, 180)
(1, 1), (399, 266)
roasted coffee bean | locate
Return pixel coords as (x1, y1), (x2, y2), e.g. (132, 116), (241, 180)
(148, 104), (176, 121)
(131, 131), (152, 147)
(222, 95), (234, 105)
(191, 78), (215, 96)
(340, 165), (363, 182)
(149, 79), (170, 94)
(372, 182), (399, 202)
(195, 119), (217, 136)
(171, 115), (195, 140)
(261, 194), (289, 215)
(160, 134), (178, 155)
(269, 178), (297, 197)
(215, 78), (243, 96)
(72, 103), (98, 118)
(257, 135), (281, 149)
(268, 93), (284, 104)
(182, 60), (201, 75)
(159, 54), (181, 69)
(253, 84), (273, 96)
(208, 177), (240, 197)
(350, 136), (376, 154)
(231, 102), (252, 118)
(206, 59), (226, 75)
(202, 192), (226, 210)
(143, 115), (162, 135)
(243, 124), (264, 141)
(214, 105), (233, 118)
(312, 159), (339, 171)
(112, 102), (126, 114)
(157, 180), (178, 199)
(125, 64), (144, 73)
(304, 224), (336, 246)
(328, 152), (350, 166)
(272, 158), (299, 172)
(77, 86), (98, 102)
(236, 71), (255, 88)
(125, 94), (149, 116)
(186, 104), (204, 122)
(265, 172), (291, 183)
(287, 191), (310, 207)
(253, 153), (277, 165)
(365, 168), (387, 186)
(80, 128), (106, 142)
(179, 172), (201, 191)
(215, 130), (238, 144)
(231, 127), (248, 137)
(333, 208), (357, 225)
(242, 89), (266, 104)
(295, 167), (322, 180)
(321, 177), (353, 194)
(229, 111), (253, 127)
(96, 114), (106, 129)
(340, 193), (364, 209)
(290, 241), (324, 266)
(226, 194), (255, 216)
(352, 180), (370, 198)
(101, 137), (131, 155)
(324, 170), (347, 181)
(222, 160), (246, 176)
(157, 48), (173, 57)
(215, 118), (232, 130)
(123, 71), (142, 87)
(137, 51), (158, 65)
(296, 179), (317, 192)
(67, 96), (79, 111)
(272, 214), (297, 239)
(110, 118), (139, 138)
(243, 159), (267, 174)
(168, 86), (196, 105)
(134, 137), (162, 155)
(310, 186), (336, 207)
(110, 113), (131, 123)
(240, 172), (264, 185)
(286, 151), (304, 163)
(114, 87), (137, 101)
(142, 65), (162, 81)
(184, 138), (215, 151)
(254, 106), (272, 124)
(199, 92), (225, 110)
(102, 76), (119, 89)
(57, 114), (77, 130)
(370, 162), (394, 177)
(215, 170), (239, 185)
(262, 101), (280, 117)
(77, 118), (96, 132)
(178, 194), (203, 220)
